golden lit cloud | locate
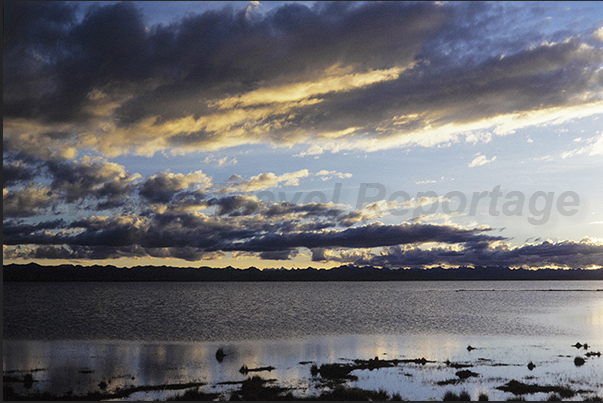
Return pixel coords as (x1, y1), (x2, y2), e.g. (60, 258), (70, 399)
(219, 170), (310, 193)
(211, 66), (406, 109)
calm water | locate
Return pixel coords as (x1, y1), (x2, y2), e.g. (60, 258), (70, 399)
(4, 281), (603, 400)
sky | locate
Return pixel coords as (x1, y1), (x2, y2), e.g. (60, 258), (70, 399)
(3, 1), (603, 269)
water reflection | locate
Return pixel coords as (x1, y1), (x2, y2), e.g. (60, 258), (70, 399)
(4, 281), (603, 399)
(586, 301), (603, 328)
(4, 334), (603, 400)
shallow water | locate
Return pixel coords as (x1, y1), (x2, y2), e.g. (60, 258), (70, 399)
(4, 281), (603, 400)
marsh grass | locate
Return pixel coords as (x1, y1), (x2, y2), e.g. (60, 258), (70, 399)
(239, 365), (276, 375)
(443, 390), (471, 401)
(496, 380), (577, 398)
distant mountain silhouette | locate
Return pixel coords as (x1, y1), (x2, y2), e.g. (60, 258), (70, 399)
(4, 263), (603, 282)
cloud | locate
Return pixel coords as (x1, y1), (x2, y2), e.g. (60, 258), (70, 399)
(3, 1), (602, 270)
(211, 66), (405, 110)
(465, 132), (493, 145)
(2, 155), (142, 215)
(4, 2), (601, 158)
(2, 191), (503, 262)
(227, 174), (243, 182)
(3, 185), (56, 218)
(2, 241), (224, 262)
(351, 238), (603, 269)
(219, 222), (502, 252)
(207, 195), (263, 216)
(468, 154), (497, 167)
(3, 219), (67, 238)
(46, 156), (141, 207)
(316, 170), (352, 181)
(561, 131), (603, 159)
(259, 249), (298, 261)
(3, 160), (40, 187)
(219, 169), (310, 192)
(203, 155), (237, 166)
(139, 170), (211, 203)
(294, 145), (324, 158)
(5, 184), (602, 267)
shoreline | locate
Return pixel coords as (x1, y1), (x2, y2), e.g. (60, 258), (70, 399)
(5, 358), (602, 401)
(4, 337), (602, 401)
(5, 263), (603, 282)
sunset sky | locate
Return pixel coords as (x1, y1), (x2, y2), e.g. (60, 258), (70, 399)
(3, 1), (603, 269)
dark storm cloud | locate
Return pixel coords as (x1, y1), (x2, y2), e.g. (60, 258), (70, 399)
(4, 158), (500, 258)
(29, 244), (151, 260)
(3, 160), (40, 187)
(45, 157), (140, 207)
(8, 237), (603, 266)
(223, 222), (503, 252)
(3, 1), (438, 123)
(352, 239), (603, 269)
(114, 0), (443, 124)
(5, 203), (603, 267)
(5, 243), (221, 262)
(3, 184), (56, 218)
(139, 170), (210, 204)
(281, 38), (602, 141)
(207, 195), (263, 216)
(3, 1), (78, 119)
(6, 1), (598, 156)
(3, 204), (499, 250)
(310, 247), (330, 262)
(3, 219), (67, 239)
(4, 155), (275, 219)
(259, 249), (298, 261)
(3, 1), (148, 123)
(2, 156), (139, 216)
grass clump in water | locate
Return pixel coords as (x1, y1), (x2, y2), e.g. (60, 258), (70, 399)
(496, 380), (576, 398)
(229, 376), (291, 401)
(443, 390), (471, 401)
(173, 387), (220, 401)
(317, 386), (391, 401)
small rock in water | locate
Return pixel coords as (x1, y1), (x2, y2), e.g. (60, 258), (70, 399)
(527, 362), (536, 371)
(572, 342), (583, 349)
(215, 348), (226, 362)
(467, 345), (476, 351)
(574, 357), (586, 367)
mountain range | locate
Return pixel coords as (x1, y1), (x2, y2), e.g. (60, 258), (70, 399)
(4, 263), (603, 282)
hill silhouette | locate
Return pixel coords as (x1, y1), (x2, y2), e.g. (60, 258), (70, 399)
(4, 263), (603, 282)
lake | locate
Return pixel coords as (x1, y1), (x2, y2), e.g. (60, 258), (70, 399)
(4, 281), (603, 400)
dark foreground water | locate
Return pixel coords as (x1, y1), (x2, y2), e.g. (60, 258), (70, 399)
(4, 281), (603, 400)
